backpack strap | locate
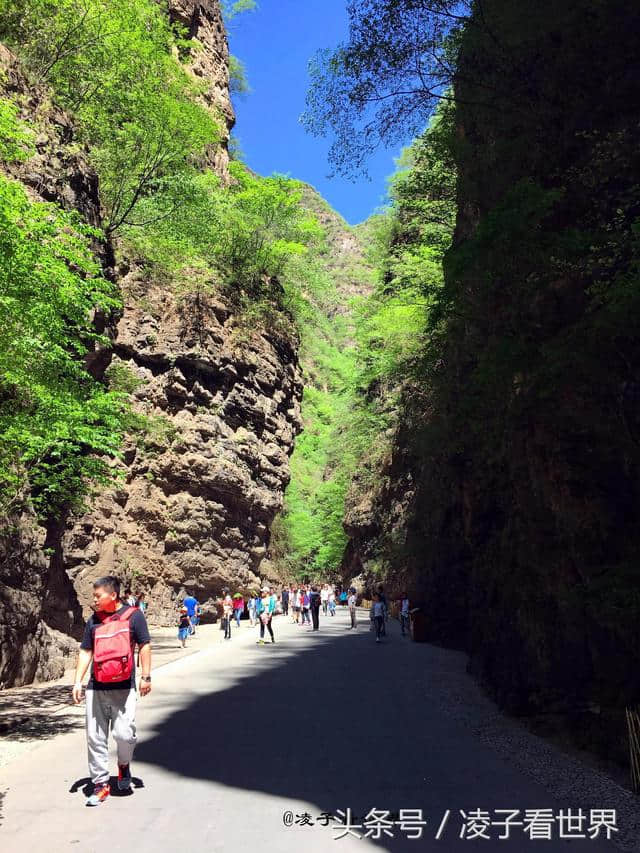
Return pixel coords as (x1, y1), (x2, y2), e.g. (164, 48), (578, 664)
(97, 606), (137, 623)
(118, 606), (137, 622)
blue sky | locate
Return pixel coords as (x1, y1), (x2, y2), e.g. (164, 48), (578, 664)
(227, 0), (406, 225)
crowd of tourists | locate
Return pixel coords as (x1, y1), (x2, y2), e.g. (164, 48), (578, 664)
(112, 582), (411, 652)
(174, 582), (413, 646)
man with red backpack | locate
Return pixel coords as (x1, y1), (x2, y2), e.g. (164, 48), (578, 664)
(72, 576), (152, 807)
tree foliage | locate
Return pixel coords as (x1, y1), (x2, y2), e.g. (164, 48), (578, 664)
(355, 103), (455, 385)
(124, 162), (321, 296)
(0, 114), (125, 517)
(2, 0), (220, 233)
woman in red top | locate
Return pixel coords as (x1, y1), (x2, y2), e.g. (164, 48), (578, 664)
(232, 593), (244, 628)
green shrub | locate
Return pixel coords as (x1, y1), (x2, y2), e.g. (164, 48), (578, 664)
(0, 173), (126, 518)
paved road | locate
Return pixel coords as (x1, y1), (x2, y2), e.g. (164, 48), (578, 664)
(0, 609), (635, 852)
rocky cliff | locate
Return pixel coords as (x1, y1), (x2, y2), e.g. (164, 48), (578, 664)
(342, 0), (640, 766)
(65, 277), (302, 623)
(0, 0), (302, 686)
(168, 0), (235, 177)
(0, 44), (101, 686)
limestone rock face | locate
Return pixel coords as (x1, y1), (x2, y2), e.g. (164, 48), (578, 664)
(64, 277), (303, 624)
(0, 45), (103, 228)
(168, 0), (235, 178)
(0, 517), (82, 688)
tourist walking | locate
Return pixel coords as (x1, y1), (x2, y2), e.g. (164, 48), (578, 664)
(257, 586), (275, 644)
(377, 585), (388, 636)
(135, 592), (147, 614)
(328, 587), (336, 616)
(371, 593), (385, 643)
(72, 576), (151, 806)
(310, 585), (321, 630)
(248, 593), (257, 627)
(233, 593), (244, 628)
(321, 584), (329, 615)
(281, 586), (289, 616)
(222, 590), (233, 639)
(183, 590), (199, 635)
(301, 587), (311, 626)
(293, 586), (301, 623)
(178, 606), (191, 647)
(348, 588), (357, 629)
(400, 593), (410, 636)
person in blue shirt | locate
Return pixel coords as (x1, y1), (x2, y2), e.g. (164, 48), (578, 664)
(182, 592), (199, 635)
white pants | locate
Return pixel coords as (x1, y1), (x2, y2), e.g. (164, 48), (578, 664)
(86, 687), (137, 784)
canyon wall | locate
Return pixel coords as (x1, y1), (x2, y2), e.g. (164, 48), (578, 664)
(343, 0), (640, 763)
(0, 45), (101, 685)
(0, 0), (302, 685)
(65, 277), (302, 623)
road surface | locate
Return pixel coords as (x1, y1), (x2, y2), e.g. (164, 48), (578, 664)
(0, 608), (636, 851)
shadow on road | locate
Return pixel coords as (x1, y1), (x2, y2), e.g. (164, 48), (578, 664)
(0, 684), (83, 739)
(69, 776), (144, 798)
(133, 619), (606, 852)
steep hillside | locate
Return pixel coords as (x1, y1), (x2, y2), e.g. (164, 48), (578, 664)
(270, 186), (378, 579)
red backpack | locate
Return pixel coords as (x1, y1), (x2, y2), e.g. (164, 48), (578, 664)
(93, 607), (136, 684)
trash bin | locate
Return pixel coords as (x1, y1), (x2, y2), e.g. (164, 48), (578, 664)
(410, 607), (428, 642)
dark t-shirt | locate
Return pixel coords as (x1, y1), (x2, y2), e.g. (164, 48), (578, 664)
(81, 604), (151, 690)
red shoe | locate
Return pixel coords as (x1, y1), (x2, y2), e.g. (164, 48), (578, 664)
(117, 763), (132, 791)
(86, 782), (110, 806)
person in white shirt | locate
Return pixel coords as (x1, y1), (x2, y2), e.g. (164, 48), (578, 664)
(371, 594), (385, 642)
(320, 584), (329, 615)
(222, 591), (233, 640)
(400, 593), (410, 636)
(347, 588), (357, 629)
(293, 587), (301, 623)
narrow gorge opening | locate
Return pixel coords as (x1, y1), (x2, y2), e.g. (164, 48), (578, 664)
(1, 0), (640, 799)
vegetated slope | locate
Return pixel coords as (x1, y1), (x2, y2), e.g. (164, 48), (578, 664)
(270, 185), (381, 579)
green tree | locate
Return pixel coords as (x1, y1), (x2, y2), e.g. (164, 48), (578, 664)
(2, 0), (220, 234)
(302, 0), (469, 174)
(0, 172), (125, 518)
(125, 162), (321, 294)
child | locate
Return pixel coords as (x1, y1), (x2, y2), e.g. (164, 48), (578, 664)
(178, 606), (191, 648)
(370, 593), (385, 643)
